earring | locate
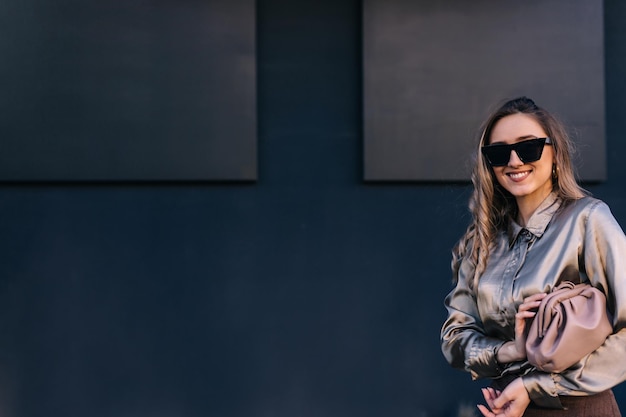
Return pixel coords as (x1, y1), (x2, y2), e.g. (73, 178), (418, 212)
(552, 164), (559, 181)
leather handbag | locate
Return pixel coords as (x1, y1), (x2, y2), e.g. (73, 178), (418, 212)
(525, 281), (612, 373)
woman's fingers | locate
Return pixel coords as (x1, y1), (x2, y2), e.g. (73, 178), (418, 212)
(477, 404), (495, 417)
(482, 388), (504, 413)
(482, 388), (495, 408)
(519, 293), (547, 308)
(515, 310), (536, 320)
(524, 292), (547, 303)
(518, 299), (543, 313)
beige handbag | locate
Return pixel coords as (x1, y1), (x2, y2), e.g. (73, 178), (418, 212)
(525, 281), (613, 372)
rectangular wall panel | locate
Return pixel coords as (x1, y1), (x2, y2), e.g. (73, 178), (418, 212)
(363, 0), (605, 182)
(0, 0), (256, 181)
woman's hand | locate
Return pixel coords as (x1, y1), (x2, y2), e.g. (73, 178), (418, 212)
(497, 293), (547, 363)
(513, 292), (546, 358)
(477, 378), (530, 417)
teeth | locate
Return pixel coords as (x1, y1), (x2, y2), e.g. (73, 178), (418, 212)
(509, 172), (528, 179)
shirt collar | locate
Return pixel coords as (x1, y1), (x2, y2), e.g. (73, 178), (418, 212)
(508, 192), (561, 246)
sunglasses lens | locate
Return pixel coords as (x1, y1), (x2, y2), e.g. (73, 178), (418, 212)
(482, 146), (511, 166)
(516, 140), (544, 162)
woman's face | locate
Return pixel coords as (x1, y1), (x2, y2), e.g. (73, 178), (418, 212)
(487, 113), (555, 208)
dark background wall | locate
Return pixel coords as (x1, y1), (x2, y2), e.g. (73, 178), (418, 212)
(0, 0), (257, 181)
(363, 0), (606, 182)
(0, 1), (625, 416)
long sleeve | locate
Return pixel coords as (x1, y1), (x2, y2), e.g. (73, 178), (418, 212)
(522, 201), (626, 405)
(441, 253), (505, 380)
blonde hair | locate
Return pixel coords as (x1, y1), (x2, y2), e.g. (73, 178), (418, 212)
(452, 97), (587, 286)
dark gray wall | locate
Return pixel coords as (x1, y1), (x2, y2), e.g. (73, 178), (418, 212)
(0, 0), (257, 181)
(363, 0), (606, 182)
(0, 1), (625, 416)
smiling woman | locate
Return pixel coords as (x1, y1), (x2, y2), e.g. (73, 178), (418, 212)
(440, 97), (626, 417)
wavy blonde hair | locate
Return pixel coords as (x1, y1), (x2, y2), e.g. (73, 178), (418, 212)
(452, 97), (587, 286)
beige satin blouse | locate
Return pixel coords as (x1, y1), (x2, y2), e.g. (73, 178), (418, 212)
(441, 193), (626, 408)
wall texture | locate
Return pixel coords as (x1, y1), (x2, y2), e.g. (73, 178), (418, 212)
(0, 1), (625, 416)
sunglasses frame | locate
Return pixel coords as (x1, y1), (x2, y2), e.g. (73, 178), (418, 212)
(481, 137), (552, 167)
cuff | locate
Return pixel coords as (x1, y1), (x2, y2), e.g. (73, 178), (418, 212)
(468, 342), (505, 380)
(522, 372), (564, 409)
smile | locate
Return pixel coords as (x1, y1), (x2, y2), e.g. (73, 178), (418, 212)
(507, 171), (531, 181)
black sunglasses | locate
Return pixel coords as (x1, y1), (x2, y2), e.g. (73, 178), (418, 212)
(481, 137), (552, 167)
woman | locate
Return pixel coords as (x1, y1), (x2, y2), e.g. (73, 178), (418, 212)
(440, 97), (626, 417)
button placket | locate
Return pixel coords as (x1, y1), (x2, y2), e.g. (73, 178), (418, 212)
(513, 229), (533, 279)
(499, 239), (519, 321)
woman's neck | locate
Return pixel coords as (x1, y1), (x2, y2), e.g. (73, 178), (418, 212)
(516, 191), (552, 227)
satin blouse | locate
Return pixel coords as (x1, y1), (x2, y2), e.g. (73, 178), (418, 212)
(441, 193), (626, 408)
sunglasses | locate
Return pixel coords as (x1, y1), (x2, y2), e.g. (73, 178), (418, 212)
(481, 137), (552, 167)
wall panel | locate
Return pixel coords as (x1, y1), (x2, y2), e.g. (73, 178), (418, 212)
(0, 0), (256, 181)
(363, 0), (605, 181)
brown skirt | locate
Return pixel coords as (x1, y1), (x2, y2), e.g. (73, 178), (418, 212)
(523, 390), (621, 417)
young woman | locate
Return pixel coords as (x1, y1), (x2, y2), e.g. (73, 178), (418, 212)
(440, 97), (626, 417)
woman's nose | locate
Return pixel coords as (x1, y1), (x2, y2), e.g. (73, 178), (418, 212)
(507, 150), (524, 167)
